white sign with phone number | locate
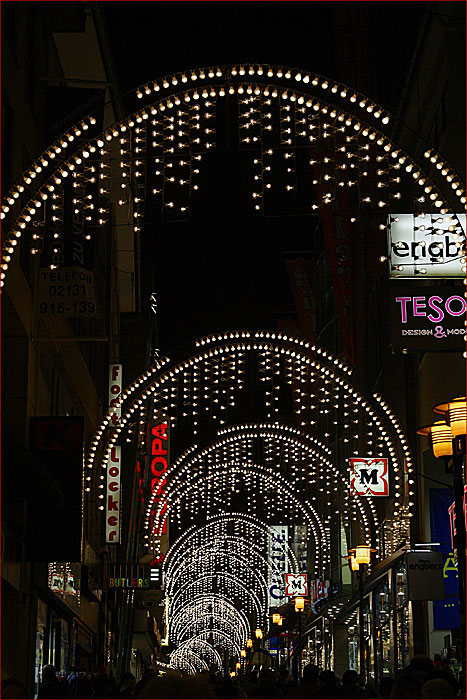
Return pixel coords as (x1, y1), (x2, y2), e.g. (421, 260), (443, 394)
(38, 267), (97, 317)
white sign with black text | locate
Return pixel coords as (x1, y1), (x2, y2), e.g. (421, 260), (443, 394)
(388, 213), (466, 278)
(349, 457), (389, 496)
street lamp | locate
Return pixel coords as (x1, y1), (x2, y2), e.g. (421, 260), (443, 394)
(255, 628), (263, 667)
(246, 638), (253, 669)
(294, 596), (306, 682)
(418, 396), (466, 677)
(348, 545), (376, 683)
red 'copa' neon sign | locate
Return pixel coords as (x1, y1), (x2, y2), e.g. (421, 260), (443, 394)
(150, 421), (169, 536)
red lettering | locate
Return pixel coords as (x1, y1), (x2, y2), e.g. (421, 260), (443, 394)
(108, 531), (117, 541)
(109, 466), (119, 477)
(152, 423), (168, 439)
(152, 438), (167, 455)
(151, 456), (168, 474)
(112, 366), (120, 381)
(108, 495), (119, 511)
(108, 516), (118, 526)
(110, 447), (120, 463)
(110, 385), (120, 394)
(109, 481), (119, 492)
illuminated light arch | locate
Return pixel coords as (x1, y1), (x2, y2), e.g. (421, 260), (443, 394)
(170, 637), (223, 673)
(164, 512), (300, 579)
(83, 332), (414, 561)
(1, 65), (465, 287)
(168, 548), (270, 621)
(167, 535), (289, 596)
(152, 426), (376, 566)
(151, 462), (330, 576)
(170, 595), (249, 649)
(169, 572), (265, 625)
(170, 646), (209, 674)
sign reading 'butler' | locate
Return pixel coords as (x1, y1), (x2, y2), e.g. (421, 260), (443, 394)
(350, 457), (389, 496)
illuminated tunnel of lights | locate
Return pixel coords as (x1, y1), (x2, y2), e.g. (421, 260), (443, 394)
(4, 63), (461, 672)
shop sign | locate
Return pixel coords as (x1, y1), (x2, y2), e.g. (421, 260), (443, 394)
(50, 573), (64, 593)
(291, 525), (307, 573)
(108, 364), (122, 425)
(149, 421), (169, 537)
(285, 573), (308, 596)
(430, 489), (459, 629)
(310, 579), (330, 612)
(406, 551), (444, 600)
(388, 213), (466, 278)
(65, 574), (78, 596)
(106, 446), (121, 543)
(349, 457), (389, 496)
(107, 564), (154, 589)
(268, 525), (289, 607)
(390, 286), (466, 351)
(447, 484), (467, 549)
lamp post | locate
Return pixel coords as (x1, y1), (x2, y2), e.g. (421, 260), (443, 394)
(418, 396), (466, 677)
(294, 596), (305, 683)
(348, 546), (375, 684)
(246, 638), (253, 669)
(255, 628), (263, 668)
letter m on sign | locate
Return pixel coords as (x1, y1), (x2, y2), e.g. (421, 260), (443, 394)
(349, 457), (389, 496)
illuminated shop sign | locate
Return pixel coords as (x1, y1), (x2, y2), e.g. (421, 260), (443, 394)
(285, 572), (308, 596)
(149, 421), (169, 537)
(108, 364), (122, 425)
(390, 287), (466, 351)
(388, 213), (466, 278)
(268, 525), (289, 607)
(106, 446), (121, 543)
(310, 579), (330, 613)
(349, 457), (389, 496)
(107, 564), (162, 589)
(448, 484), (467, 549)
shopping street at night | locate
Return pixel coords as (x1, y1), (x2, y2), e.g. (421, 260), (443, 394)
(1, 2), (466, 698)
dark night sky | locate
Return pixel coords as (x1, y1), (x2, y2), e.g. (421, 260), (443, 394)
(101, 2), (429, 359)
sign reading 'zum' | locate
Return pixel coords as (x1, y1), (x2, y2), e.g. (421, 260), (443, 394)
(106, 446), (121, 543)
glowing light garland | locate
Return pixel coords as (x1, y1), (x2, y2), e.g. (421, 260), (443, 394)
(1, 67), (464, 288)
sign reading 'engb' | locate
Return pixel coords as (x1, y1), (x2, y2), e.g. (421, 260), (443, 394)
(388, 213), (466, 278)
(349, 457), (389, 496)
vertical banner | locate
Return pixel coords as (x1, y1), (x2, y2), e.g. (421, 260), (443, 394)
(148, 420), (170, 561)
(291, 525), (308, 573)
(430, 489), (460, 629)
(106, 446), (121, 543)
(321, 209), (365, 366)
(268, 525), (289, 608)
(284, 259), (316, 341)
(108, 364), (122, 425)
